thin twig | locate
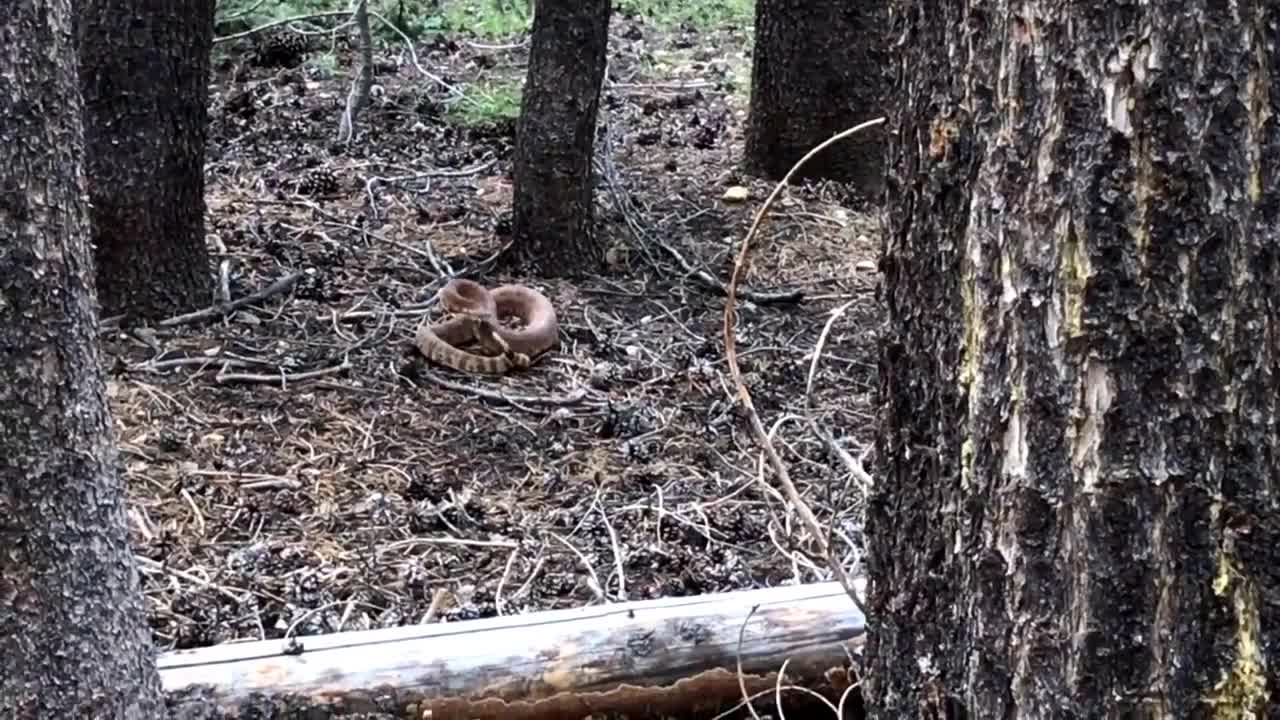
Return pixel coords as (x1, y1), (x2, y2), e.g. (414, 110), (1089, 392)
(804, 298), (874, 492)
(419, 588), (448, 624)
(368, 10), (467, 102)
(494, 546), (521, 616)
(736, 605), (764, 720)
(213, 10), (352, 43)
(594, 492), (627, 601)
(134, 556), (245, 604)
(721, 118), (885, 617)
(550, 532), (605, 603)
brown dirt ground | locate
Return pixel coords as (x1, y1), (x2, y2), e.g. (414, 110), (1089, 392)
(108, 9), (882, 717)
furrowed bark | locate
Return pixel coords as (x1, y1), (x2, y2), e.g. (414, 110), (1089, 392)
(0, 1), (167, 717)
(79, 0), (217, 320)
(508, 0), (611, 275)
(868, 1), (1279, 716)
(743, 0), (886, 195)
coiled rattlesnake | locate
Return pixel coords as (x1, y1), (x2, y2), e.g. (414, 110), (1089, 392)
(414, 278), (559, 374)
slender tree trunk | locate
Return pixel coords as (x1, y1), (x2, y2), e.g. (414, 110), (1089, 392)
(0, 1), (167, 718)
(866, 1), (1280, 717)
(508, 0), (611, 275)
(79, 0), (217, 320)
(742, 0), (886, 194)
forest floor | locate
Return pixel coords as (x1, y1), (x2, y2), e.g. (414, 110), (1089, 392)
(102, 4), (883, 673)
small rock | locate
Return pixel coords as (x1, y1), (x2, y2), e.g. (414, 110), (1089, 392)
(855, 260), (877, 272)
(605, 245), (628, 269)
(722, 186), (750, 203)
(636, 129), (662, 145)
(589, 362), (617, 389)
(131, 327), (158, 345)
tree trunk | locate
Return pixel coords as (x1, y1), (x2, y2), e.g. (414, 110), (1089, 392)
(867, 1), (1279, 717)
(79, 0), (216, 321)
(0, 1), (167, 718)
(508, 0), (611, 275)
(742, 0), (886, 194)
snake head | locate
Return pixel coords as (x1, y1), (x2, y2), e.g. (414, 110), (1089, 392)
(468, 317), (513, 354)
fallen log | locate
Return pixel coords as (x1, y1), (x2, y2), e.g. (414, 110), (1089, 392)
(158, 580), (867, 719)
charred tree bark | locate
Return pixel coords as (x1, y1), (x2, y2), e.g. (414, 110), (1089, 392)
(0, 1), (167, 717)
(508, 0), (611, 275)
(742, 0), (886, 195)
(79, 0), (216, 320)
(867, 1), (1279, 717)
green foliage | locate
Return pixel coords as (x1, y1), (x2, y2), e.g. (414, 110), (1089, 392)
(306, 52), (339, 73)
(380, 0), (447, 40)
(446, 78), (524, 126)
(213, 0), (533, 41)
(208, 0), (752, 121)
(437, 0), (531, 37)
(615, 0), (753, 29)
(214, 0), (333, 33)
(214, 0), (753, 42)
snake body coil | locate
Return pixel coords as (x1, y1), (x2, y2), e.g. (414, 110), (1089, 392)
(415, 278), (559, 374)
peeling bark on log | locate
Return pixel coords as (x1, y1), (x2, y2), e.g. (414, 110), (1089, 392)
(160, 581), (865, 719)
(869, 0), (1280, 717)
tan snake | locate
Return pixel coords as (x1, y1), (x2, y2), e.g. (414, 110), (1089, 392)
(414, 278), (559, 374)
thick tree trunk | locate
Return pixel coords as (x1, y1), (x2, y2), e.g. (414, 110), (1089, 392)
(867, 1), (1279, 718)
(742, 0), (886, 194)
(0, 1), (167, 718)
(79, 0), (216, 320)
(508, 0), (611, 275)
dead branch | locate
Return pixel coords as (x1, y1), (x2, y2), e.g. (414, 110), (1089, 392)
(215, 0), (268, 25)
(153, 271), (303, 328)
(721, 118), (886, 617)
(368, 9), (467, 103)
(213, 10), (352, 44)
(214, 359), (352, 385)
(336, 0), (373, 144)
(408, 366), (591, 408)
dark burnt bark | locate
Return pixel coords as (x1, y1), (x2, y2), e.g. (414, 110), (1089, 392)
(508, 0), (611, 275)
(742, 0), (886, 194)
(79, 0), (216, 320)
(0, 1), (167, 717)
(867, 1), (1279, 717)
